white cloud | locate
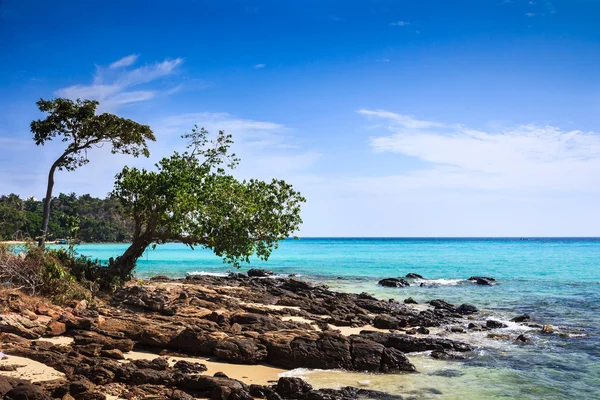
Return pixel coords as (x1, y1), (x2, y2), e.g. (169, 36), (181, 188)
(109, 54), (138, 69)
(254, 64), (266, 69)
(360, 109), (600, 192)
(525, 12), (536, 17)
(389, 21), (409, 27)
(56, 56), (184, 111)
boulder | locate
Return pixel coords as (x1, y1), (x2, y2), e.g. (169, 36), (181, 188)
(45, 321), (67, 336)
(378, 278), (410, 288)
(373, 315), (406, 330)
(4, 384), (51, 400)
(429, 299), (456, 312)
(0, 314), (46, 339)
(403, 297), (418, 304)
(173, 360), (208, 373)
(213, 337), (268, 364)
(486, 320), (507, 329)
(456, 304), (478, 315)
(511, 314), (530, 323)
(405, 273), (423, 279)
(247, 269), (274, 278)
(515, 334), (532, 344)
(276, 377), (312, 399)
(72, 331), (134, 352)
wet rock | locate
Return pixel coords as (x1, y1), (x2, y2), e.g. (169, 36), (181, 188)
(450, 327), (464, 333)
(468, 276), (496, 286)
(403, 297), (418, 304)
(486, 320), (507, 329)
(542, 325), (554, 333)
(514, 334), (532, 344)
(378, 278), (410, 288)
(359, 331), (473, 353)
(276, 377), (312, 399)
(417, 326), (429, 334)
(487, 333), (510, 339)
(429, 299), (456, 312)
(405, 273), (423, 279)
(430, 350), (468, 360)
(456, 304), (478, 315)
(511, 314), (531, 323)
(248, 269), (274, 278)
(380, 347), (416, 372)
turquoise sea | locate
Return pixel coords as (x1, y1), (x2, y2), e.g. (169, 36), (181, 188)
(66, 238), (600, 399)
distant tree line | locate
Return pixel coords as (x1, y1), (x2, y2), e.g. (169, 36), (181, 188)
(0, 193), (133, 242)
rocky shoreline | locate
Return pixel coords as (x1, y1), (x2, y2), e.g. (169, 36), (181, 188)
(0, 271), (539, 399)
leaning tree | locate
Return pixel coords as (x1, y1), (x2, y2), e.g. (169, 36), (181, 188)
(109, 127), (305, 282)
(30, 98), (155, 247)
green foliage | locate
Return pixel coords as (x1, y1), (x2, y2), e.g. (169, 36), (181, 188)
(111, 126), (305, 273)
(31, 98), (156, 172)
(0, 193), (134, 242)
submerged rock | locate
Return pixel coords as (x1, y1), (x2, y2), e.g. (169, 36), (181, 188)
(511, 314), (531, 323)
(378, 278), (410, 288)
(486, 320), (508, 329)
(468, 276), (496, 286)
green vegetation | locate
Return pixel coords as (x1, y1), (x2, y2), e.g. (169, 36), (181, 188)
(109, 127), (305, 282)
(0, 243), (92, 304)
(0, 98), (304, 297)
(30, 98), (155, 247)
(0, 193), (133, 242)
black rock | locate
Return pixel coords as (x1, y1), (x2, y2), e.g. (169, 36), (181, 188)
(514, 334), (532, 344)
(456, 304), (478, 315)
(486, 320), (508, 329)
(511, 314), (531, 323)
(403, 297), (418, 304)
(468, 276), (496, 286)
(248, 269), (274, 277)
(276, 377), (312, 398)
(405, 273), (424, 279)
(429, 299), (456, 311)
(378, 278), (410, 288)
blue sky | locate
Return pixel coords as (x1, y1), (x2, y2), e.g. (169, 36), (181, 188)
(1, 0), (600, 236)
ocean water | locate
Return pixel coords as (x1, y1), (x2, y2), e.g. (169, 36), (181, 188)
(66, 238), (600, 399)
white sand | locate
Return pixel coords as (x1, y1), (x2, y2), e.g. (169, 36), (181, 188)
(124, 350), (286, 385)
(0, 355), (64, 382)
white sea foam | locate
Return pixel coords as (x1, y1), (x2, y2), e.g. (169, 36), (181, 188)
(186, 271), (230, 277)
(413, 278), (467, 286)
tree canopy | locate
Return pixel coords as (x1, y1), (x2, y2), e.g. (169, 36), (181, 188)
(109, 127), (305, 281)
(30, 98), (155, 246)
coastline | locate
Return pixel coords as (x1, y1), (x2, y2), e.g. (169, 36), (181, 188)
(0, 270), (554, 399)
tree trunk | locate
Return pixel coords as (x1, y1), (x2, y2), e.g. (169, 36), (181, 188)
(39, 162), (60, 248)
(110, 235), (151, 282)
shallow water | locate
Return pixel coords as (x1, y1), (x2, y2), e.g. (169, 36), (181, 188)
(61, 238), (600, 399)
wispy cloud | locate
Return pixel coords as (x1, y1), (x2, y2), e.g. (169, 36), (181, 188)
(56, 56), (184, 111)
(389, 21), (409, 27)
(359, 109), (600, 191)
(109, 54), (138, 69)
(525, 12), (536, 17)
(253, 64), (266, 69)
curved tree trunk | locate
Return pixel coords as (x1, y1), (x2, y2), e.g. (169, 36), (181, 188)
(39, 161), (60, 248)
(109, 235), (152, 282)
